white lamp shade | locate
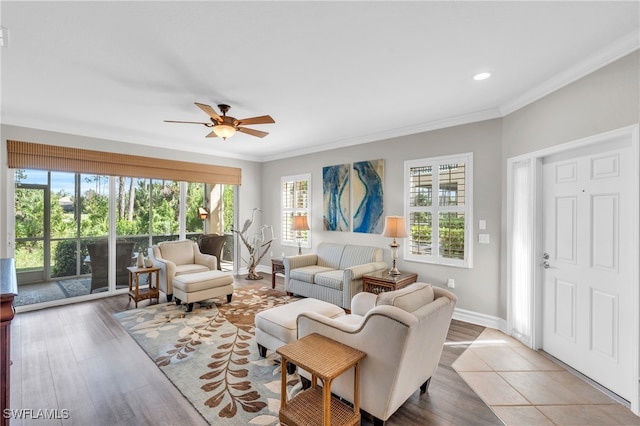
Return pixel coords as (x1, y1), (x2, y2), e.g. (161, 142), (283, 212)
(291, 215), (310, 231)
(213, 124), (236, 139)
(382, 216), (409, 238)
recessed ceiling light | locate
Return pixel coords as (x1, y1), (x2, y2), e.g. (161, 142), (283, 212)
(473, 72), (491, 81)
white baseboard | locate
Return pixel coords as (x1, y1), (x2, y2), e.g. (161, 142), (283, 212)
(452, 307), (508, 333)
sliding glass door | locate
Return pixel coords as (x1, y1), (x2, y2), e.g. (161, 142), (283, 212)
(13, 169), (237, 307)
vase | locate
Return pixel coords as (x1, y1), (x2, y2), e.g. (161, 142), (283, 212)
(144, 257), (153, 268)
(137, 251), (144, 268)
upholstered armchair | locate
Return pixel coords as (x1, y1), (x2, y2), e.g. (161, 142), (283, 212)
(148, 240), (217, 302)
(296, 283), (457, 425)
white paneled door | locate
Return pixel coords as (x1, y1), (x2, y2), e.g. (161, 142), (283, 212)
(542, 138), (634, 401)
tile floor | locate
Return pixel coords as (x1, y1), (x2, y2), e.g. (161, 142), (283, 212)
(452, 328), (640, 425)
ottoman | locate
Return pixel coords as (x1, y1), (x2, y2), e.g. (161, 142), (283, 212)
(255, 298), (345, 358)
(172, 270), (234, 312)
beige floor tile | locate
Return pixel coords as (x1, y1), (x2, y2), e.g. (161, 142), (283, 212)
(471, 346), (541, 371)
(546, 371), (620, 405)
(511, 347), (565, 371)
(491, 406), (554, 425)
(537, 404), (640, 425)
(452, 348), (493, 372)
(453, 327), (640, 426)
(597, 405), (640, 425)
(474, 328), (523, 348)
(499, 371), (617, 405)
(457, 371), (530, 406)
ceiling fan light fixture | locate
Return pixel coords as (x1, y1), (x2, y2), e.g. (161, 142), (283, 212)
(213, 124), (236, 140)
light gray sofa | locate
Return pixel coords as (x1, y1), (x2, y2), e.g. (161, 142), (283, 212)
(284, 242), (387, 309)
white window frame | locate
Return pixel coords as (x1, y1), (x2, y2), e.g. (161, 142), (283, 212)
(280, 173), (311, 249)
(404, 152), (473, 268)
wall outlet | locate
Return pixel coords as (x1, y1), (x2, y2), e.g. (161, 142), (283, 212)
(447, 278), (455, 288)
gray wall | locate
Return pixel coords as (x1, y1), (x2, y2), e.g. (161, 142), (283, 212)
(261, 119), (504, 317)
(503, 51), (639, 159)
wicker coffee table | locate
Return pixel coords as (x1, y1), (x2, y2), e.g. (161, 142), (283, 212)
(277, 333), (366, 426)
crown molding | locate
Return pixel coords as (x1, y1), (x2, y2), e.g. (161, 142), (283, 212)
(261, 107), (503, 162)
(500, 31), (640, 116)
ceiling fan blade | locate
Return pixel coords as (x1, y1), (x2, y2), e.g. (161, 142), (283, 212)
(236, 115), (275, 126)
(238, 127), (269, 138)
(194, 102), (221, 121)
(205, 130), (219, 138)
(164, 120), (212, 126)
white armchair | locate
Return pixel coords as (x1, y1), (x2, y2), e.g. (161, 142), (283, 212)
(296, 283), (457, 425)
(148, 240), (217, 302)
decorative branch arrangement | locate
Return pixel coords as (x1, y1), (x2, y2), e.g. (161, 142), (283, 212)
(233, 208), (275, 280)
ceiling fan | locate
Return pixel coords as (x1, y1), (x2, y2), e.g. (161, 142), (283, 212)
(164, 103), (275, 140)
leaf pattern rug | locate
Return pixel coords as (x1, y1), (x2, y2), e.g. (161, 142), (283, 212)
(114, 285), (302, 425)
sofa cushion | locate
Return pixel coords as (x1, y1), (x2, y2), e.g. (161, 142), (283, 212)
(376, 282), (435, 313)
(314, 270), (344, 291)
(159, 240), (194, 265)
(316, 242), (345, 269)
(175, 264), (210, 276)
(290, 265), (334, 283)
(338, 245), (383, 269)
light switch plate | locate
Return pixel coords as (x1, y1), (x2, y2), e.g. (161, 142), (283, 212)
(479, 219), (486, 230)
(479, 233), (490, 244)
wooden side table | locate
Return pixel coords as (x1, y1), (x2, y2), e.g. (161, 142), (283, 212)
(127, 266), (160, 308)
(271, 257), (285, 289)
(362, 271), (418, 294)
(277, 333), (365, 426)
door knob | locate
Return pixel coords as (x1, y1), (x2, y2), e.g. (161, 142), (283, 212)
(542, 253), (550, 268)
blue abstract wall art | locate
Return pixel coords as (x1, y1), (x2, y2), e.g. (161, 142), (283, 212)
(352, 159), (384, 234)
(323, 163), (350, 231)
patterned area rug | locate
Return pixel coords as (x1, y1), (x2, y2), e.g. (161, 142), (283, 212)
(114, 285), (302, 425)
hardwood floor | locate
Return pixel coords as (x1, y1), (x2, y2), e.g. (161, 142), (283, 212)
(9, 276), (501, 425)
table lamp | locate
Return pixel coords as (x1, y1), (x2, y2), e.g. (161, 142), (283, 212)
(382, 216), (409, 275)
(291, 215), (310, 255)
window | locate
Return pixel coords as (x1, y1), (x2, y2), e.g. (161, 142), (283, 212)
(281, 174), (311, 248)
(405, 153), (473, 268)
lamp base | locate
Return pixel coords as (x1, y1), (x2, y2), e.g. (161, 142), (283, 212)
(388, 259), (401, 275)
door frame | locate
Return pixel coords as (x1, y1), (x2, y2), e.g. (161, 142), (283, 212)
(506, 124), (639, 415)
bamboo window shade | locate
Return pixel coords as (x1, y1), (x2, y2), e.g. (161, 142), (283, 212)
(6, 140), (241, 185)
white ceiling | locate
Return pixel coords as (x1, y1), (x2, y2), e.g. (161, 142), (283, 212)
(1, 1), (638, 162)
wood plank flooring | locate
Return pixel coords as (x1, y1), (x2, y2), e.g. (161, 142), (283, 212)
(8, 276), (501, 425)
